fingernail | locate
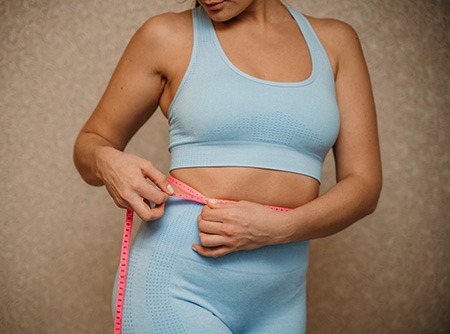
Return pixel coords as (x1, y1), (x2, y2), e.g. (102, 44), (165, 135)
(208, 198), (217, 204)
(167, 184), (174, 194)
(191, 246), (198, 253)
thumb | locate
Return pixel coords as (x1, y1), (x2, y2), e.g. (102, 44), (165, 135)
(206, 198), (232, 209)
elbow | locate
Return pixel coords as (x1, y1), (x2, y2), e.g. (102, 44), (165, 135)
(343, 171), (382, 218)
(366, 196), (379, 216)
(365, 176), (382, 216)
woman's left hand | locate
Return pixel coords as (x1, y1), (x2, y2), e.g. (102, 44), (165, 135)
(192, 200), (292, 258)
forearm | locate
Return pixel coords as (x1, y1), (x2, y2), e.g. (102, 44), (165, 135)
(281, 174), (382, 242)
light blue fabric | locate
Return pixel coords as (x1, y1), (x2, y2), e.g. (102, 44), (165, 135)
(168, 6), (340, 182)
(113, 197), (309, 333)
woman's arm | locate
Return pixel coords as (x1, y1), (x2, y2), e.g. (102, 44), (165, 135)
(193, 20), (382, 257)
(278, 20), (382, 241)
(73, 14), (181, 220)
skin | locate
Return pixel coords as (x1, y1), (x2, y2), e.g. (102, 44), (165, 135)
(74, 0), (382, 258)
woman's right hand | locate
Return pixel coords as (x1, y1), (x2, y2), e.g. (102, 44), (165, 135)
(95, 146), (174, 221)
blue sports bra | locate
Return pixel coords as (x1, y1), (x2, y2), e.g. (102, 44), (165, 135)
(167, 6), (340, 182)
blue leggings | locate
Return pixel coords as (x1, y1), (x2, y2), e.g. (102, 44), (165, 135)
(113, 197), (309, 333)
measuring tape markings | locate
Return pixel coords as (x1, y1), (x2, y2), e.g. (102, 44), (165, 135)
(113, 176), (291, 333)
(114, 209), (133, 334)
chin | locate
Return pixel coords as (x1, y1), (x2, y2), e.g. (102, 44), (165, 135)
(200, 1), (242, 22)
(206, 13), (234, 22)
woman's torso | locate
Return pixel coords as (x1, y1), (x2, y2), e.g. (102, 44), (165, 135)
(157, 8), (339, 208)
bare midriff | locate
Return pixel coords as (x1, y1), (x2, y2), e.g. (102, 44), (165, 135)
(170, 167), (320, 209)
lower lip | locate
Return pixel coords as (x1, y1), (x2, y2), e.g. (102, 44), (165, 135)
(206, 1), (225, 11)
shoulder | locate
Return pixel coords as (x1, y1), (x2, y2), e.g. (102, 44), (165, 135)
(307, 15), (358, 39)
(124, 10), (193, 73)
(134, 10), (193, 49)
(304, 15), (364, 74)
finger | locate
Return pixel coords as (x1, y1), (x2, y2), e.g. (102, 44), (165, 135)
(201, 204), (230, 221)
(132, 197), (165, 221)
(147, 203), (165, 220)
(140, 160), (174, 195)
(198, 232), (227, 248)
(192, 244), (233, 258)
(206, 199), (233, 209)
(198, 216), (224, 234)
(137, 181), (169, 205)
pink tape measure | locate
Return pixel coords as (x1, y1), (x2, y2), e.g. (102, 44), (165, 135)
(113, 176), (290, 333)
(113, 209), (133, 334)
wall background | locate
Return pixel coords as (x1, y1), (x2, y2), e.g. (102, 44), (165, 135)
(1, 0), (449, 333)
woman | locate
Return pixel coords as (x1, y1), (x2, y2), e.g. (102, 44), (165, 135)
(74, 0), (382, 332)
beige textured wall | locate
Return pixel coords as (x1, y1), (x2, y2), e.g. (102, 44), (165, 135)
(1, 0), (448, 333)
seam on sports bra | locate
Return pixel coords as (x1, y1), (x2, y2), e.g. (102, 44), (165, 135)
(171, 139), (325, 159)
(287, 6), (336, 83)
(167, 10), (199, 121)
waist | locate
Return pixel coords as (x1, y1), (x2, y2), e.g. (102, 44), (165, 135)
(169, 167), (319, 209)
(137, 196), (310, 274)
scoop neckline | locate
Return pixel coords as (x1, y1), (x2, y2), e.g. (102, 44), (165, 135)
(204, 6), (317, 87)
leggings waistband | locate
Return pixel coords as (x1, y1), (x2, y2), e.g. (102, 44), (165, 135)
(167, 176), (291, 212)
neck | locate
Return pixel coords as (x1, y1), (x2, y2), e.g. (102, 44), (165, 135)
(235, 0), (287, 25)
